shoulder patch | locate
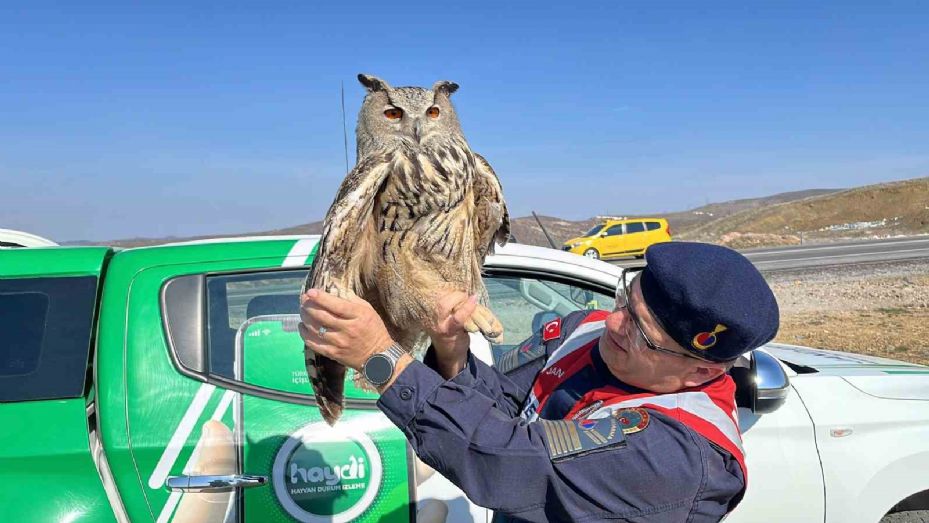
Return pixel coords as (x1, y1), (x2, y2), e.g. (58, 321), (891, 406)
(541, 317), (562, 341)
(497, 336), (546, 374)
(614, 408), (650, 435)
(539, 416), (626, 461)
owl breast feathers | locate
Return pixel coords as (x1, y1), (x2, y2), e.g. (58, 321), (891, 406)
(303, 74), (509, 425)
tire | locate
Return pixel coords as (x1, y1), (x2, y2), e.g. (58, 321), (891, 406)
(583, 248), (600, 259)
(881, 510), (929, 523)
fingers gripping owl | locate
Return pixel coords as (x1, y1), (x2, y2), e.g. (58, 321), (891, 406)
(303, 74), (510, 425)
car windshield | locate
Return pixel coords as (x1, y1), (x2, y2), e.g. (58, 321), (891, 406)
(584, 224), (606, 236)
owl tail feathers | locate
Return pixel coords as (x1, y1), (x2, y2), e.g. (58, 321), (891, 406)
(317, 395), (344, 427)
(306, 351), (347, 426)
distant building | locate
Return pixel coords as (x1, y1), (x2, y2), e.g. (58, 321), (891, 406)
(0, 229), (58, 248)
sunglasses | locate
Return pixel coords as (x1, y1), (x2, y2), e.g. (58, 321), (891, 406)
(614, 267), (709, 362)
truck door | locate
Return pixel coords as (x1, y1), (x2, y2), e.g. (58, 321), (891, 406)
(0, 247), (119, 523)
(124, 238), (486, 523)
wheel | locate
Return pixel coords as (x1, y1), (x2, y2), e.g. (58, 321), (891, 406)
(881, 510), (929, 523)
(583, 248), (600, 259)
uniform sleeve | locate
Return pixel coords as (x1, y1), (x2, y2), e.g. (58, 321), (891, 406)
(422, 347), (534, 417)
(378, 361), (744, 522)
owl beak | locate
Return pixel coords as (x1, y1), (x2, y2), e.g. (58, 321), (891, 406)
(411, 118), (424, 143)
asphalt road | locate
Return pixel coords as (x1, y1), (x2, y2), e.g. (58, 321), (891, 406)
(608, 236), (929, 272)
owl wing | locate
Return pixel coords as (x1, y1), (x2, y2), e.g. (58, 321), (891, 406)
(472, 152), (510, 261)
(305, 153), (392, 294)
(303, 154), (391, 426)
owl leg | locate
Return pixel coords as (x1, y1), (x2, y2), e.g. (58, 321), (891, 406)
(462, 303), (504, 343)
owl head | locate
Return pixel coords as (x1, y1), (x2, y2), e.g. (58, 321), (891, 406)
(355, 73), (464, 158)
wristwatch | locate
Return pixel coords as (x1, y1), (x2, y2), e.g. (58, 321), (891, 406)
(362, 343), (406, 387)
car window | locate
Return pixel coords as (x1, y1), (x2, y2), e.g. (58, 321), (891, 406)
(584, 224), (606, 236)
(0, 276), (97, 401)
(485, 274), (615, 363)
(205, 269), (377, 400)
(625, 222), (646, 234)
(604, 224), (624, 236)
(202, 269), (615, 396)
(646, 221), (661, 231)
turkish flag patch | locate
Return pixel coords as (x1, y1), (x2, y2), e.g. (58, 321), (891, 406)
(542, 317), (562, 342)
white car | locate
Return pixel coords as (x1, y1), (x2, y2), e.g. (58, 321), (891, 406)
(417, 242), (929, 523)
(0, 228), (58, 248)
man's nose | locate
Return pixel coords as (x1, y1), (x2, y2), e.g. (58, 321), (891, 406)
(610, 308), (632, 334)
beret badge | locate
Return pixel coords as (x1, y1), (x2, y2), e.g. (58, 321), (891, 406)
(692, 324), (728, 351)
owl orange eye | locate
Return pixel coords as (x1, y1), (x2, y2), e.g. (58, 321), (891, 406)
(384, 108), (403, 120)
(427, 106), (440, 119)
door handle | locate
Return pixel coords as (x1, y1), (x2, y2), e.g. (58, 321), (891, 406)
(165, 474), (268, 493)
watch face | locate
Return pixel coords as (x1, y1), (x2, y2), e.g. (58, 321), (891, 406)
(364, 354), (392, 385)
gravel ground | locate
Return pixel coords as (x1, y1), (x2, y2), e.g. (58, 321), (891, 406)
(764, 259), (929, 365)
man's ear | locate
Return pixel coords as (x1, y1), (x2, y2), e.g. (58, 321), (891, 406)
(682, 364), (727, 388)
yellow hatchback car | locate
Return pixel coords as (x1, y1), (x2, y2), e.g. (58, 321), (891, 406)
(562, 218), (672, 260)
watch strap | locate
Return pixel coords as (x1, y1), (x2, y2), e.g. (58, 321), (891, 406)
(363, 343), (406, 386)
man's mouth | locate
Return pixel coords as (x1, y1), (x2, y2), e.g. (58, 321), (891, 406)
(606, 330), (627, 354)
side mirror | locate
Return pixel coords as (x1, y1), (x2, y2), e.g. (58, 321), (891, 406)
(751, 350), (789, 414)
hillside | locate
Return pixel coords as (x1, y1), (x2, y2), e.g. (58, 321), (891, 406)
(507, 188), (840, 248)
(64, 179), (929, 249)
(678, 177), (929, 248)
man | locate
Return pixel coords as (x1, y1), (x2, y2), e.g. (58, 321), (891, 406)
(299, 241), (779, 522)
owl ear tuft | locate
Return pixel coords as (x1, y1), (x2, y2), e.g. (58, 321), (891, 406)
(358, 74), (391, 93)
(432, 80), (459, 96)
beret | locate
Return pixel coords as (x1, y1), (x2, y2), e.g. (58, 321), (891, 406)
(640, 242), (779, 362)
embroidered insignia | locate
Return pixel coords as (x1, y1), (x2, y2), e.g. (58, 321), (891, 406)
(578, 419), (595, 431)
(614, 408), (650, 434)
(571, 400), (604, 421)
(692, 324), (728, 350)
(540, 416), (626, 461)
(497, 337), (546, 374)
(542, 317), (562, 342)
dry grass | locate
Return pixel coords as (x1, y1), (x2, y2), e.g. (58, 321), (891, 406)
(777, 309), (929, 366)
(681, 177), (929, 243)
(768, 263), (929, 366)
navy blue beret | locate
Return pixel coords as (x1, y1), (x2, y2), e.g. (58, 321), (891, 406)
(640, 242), (779, 362)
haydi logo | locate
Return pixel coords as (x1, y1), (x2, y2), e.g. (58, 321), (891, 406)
(290, 455), (366, 487)
(273, 422), (384, 523)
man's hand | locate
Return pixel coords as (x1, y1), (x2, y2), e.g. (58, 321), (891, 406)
(299, 289), (394, 371)
(425, 291), (478, 379)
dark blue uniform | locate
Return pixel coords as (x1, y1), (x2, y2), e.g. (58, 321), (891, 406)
(377, 311), (745, 522)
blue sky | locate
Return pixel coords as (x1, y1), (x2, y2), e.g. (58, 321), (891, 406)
(2, 2), (927, 242)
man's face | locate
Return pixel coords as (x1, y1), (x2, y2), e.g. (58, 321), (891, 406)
(600, 277), (722, 392)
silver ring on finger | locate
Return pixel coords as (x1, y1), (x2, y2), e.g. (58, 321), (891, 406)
(318, 326), (328, 336)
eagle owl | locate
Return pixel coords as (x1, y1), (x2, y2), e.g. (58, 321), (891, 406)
(304, 74), (510, 425)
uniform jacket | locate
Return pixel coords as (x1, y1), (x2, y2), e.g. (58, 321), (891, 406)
(378, 310), (746, 522)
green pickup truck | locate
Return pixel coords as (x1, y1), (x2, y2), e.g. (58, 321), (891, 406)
(1, 235), (633, 523)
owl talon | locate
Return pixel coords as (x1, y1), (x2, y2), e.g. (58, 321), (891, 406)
(467, 303), (504, 343)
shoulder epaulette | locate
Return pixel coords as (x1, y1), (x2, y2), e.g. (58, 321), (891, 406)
(539, 415), (627, 461)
